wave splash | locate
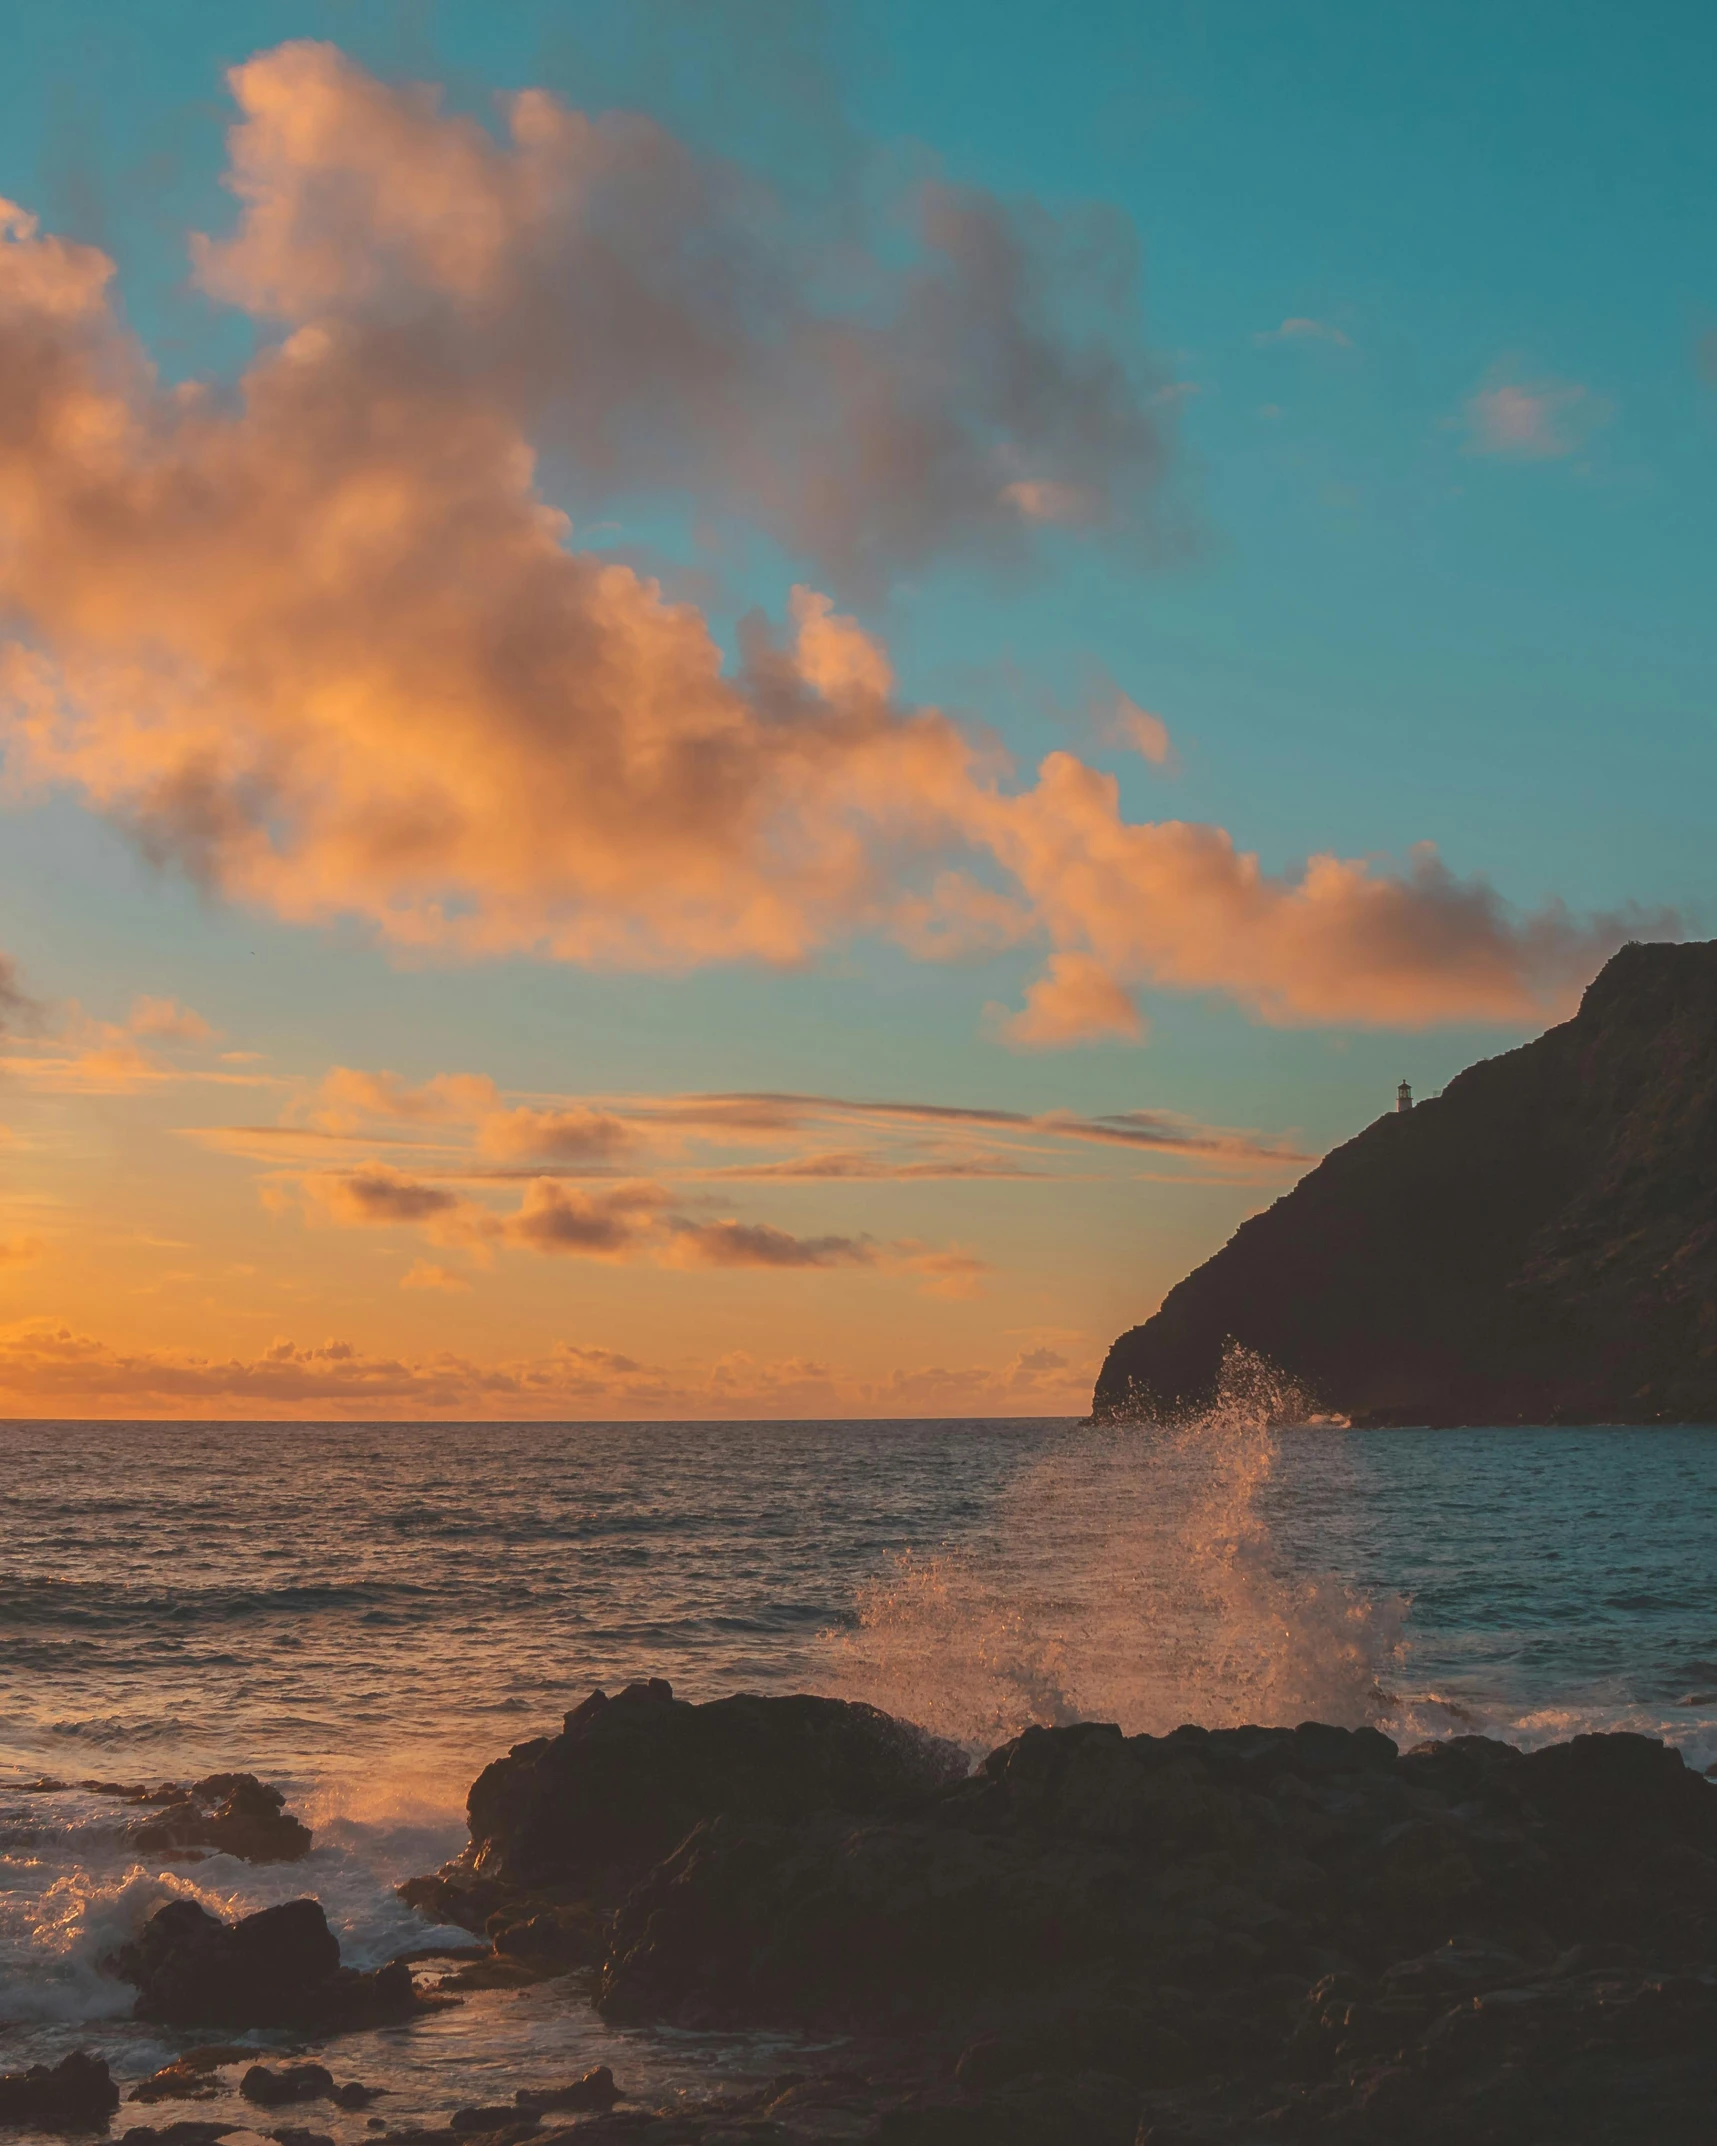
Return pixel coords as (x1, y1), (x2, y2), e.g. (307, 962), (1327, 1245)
(827, 1345), (1406, 1753)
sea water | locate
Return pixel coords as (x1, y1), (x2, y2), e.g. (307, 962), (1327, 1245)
(2, 1402), (1714, 2112)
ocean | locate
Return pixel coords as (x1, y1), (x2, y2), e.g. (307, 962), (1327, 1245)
(3, 1404), (1715, 2120)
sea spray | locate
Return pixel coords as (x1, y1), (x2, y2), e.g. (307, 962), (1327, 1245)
(825, 1344), (1406, 1751)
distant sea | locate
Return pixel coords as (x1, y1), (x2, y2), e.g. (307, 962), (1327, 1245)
(3, 1413), (1714, 2112)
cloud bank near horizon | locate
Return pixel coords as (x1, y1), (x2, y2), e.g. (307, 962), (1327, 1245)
(0, 43), (1669, 1042)
(0, 1317), (1090, 1420)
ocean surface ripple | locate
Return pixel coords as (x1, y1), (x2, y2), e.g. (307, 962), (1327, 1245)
(2, 1407), (1713, 2099)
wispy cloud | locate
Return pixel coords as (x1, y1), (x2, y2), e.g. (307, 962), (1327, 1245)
(2, 994), (257, 1095)
(1465, 375), (1605, 459)
(1254, 317), (1352, 349)
(400, 1259), (469, 1293)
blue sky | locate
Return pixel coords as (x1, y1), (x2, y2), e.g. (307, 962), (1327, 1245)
(0, 1), (1709, 1414)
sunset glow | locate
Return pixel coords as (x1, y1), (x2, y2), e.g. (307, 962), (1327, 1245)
(0, 6), (1704, 1416)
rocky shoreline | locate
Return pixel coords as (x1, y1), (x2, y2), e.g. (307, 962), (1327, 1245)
(7, 1680), (1717, 2144)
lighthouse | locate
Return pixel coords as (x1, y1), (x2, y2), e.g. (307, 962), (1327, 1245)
(1397, 1080), (1413, 1113)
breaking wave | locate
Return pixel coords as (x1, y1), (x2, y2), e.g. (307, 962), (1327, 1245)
(826, 1345), (1407, 1751)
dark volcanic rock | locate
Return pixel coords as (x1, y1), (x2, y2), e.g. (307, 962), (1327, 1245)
(401, 1676), (959, 1932)
(512, 2071), (621, 2114)
(1092, 937), (1717, 1426)
(398, 1690), (1717, 2140)
(240, 2068), (335, 2109)
(132, 1774), (313, 1863)
(597, 1719), (1717, 2041)
(0, 2053), (120, 2130)
(108, 1897), (420, 2031)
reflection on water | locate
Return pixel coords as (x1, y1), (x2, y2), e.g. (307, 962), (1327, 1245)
(2, 1407), (1714, 2090)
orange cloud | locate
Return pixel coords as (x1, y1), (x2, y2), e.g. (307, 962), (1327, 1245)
(0, 50), (1665, 1040)
(130, 996), (216, 1043)
(666, 1220), (875, 1270)
(2, 992), (241, 1094)
(400, 1259), (469, 1292)
(310, 1067), (499, 1130)
(991, 951), (1145, 1049)
(294, 1163), (931, 1277)
(0, 1317), (1096, 1419)
(504, 1179), (666, 1257)
(476, 1105), (640, 1163)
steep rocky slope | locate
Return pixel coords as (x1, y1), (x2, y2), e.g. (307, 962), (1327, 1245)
(1093, 939), (1717, 1426)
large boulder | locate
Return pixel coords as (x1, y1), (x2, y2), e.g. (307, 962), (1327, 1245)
(403, 1678), (959, 1938)
(107, 1897), (419, 2031)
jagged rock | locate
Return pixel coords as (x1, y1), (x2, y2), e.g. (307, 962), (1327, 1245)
(513, 2070), (621, 2114)
(403, 1678), (960, 1934)
(0, 2053), (120, 2130)
(107, 1897), (420, 2031)
(129, 2063), (227, 2106)
(132, 1775), (313, 1864)
(1094, 937), (1717, 1426)
(598, 1719), (1717, 2037)
(239, 2070), (334, 2110)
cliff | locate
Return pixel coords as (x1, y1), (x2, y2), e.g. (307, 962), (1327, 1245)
(1093, 939), (1717, 1426)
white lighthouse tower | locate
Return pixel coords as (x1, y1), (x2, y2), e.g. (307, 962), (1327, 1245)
(1397, 1080), (1413, 1113)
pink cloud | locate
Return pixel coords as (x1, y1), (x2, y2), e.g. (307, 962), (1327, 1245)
(1466, 377), (1602, 459)
(1254, 317), (1351, 348)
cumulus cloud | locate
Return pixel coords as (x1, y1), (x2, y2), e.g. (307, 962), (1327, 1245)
(476, 1105), (640, 1162)
(192, 41), (1161, 587)
(129, 996), (215, 1042)
(310, 1067), (499, 1129)
(0, 46), (1661, 1041)
(505, 1178), (667, 1256)
(991, 952), (1146, 1048)
(1466, 376), (1603, 459)
(309, 1162), (472, 1230)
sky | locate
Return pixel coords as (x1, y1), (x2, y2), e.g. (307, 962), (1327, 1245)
(0, 0), (1710, 1419)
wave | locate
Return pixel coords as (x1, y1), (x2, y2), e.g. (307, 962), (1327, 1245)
(824, 1344), (1406, 1753)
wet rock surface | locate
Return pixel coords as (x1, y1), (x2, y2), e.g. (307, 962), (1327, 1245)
(394, 1694), (1717, 2143)
(53, 1692), (1717, 2143)
(130, 1775), (313, 1865)
(16, 1775), (312, 1865)
(399, 1678), (961, 1950)
(107, 1898), (424, 2032)
(0, 2054), (120, 2130)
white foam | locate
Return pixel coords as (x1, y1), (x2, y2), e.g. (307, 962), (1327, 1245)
(825, 1346), (1406, 1749)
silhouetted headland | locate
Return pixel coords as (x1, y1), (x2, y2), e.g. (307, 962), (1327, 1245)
(1094, 938), (1717, 1427)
